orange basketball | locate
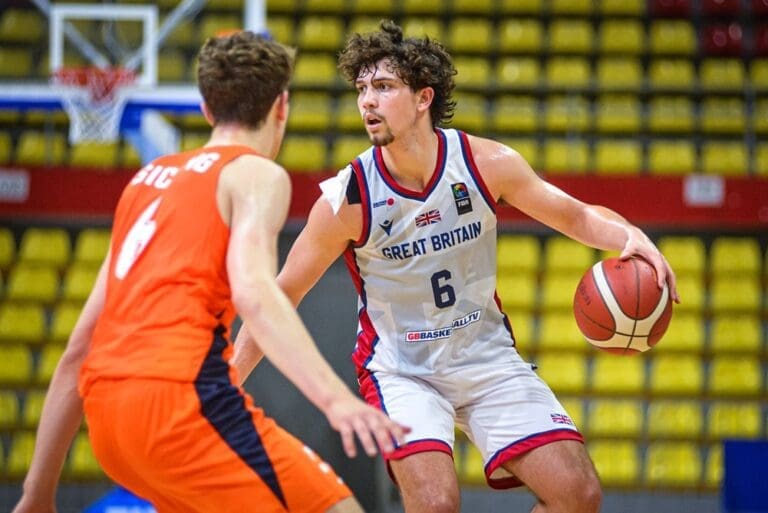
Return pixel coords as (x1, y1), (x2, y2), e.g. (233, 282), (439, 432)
(573, 256), (672, 354)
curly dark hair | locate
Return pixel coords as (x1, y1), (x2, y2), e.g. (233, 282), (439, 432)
(338, 20), (457, 127)
(197, 31), (295, 129)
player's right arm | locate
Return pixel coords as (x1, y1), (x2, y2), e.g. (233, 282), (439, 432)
(12, 251), (111, 513)
(221, 158), (404, 457)
(231, 193), (361, 383)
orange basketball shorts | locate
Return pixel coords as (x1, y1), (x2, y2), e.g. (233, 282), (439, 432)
(82, 377), (352, 513)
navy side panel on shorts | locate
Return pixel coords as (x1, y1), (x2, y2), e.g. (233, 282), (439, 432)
(195, 325), (286, 508)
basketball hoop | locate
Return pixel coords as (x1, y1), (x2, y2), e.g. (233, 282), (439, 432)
(51, 66), (136, 144)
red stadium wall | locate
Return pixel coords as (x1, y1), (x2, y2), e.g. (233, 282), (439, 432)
(2, 166), (768, 230)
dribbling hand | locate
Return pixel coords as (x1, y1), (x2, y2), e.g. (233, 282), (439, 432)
(325, 395), (410, 458)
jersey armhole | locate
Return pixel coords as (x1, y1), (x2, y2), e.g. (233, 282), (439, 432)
(350, 158), (371, 247)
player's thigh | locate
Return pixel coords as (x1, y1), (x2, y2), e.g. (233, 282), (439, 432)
(501, 440), (598, 499)
(390, 451), (460, 510)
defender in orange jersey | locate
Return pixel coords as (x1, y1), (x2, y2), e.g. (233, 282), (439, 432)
(13, 31), (408, 513)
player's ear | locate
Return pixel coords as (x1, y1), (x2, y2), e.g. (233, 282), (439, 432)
(200, 102), (215, 126)
(416, 87), (434, 113)
(275, 90), (289, 121)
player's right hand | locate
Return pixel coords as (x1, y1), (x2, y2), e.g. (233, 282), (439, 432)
(325, 395), (410, 458)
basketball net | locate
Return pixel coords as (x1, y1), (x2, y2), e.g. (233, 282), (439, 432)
(51, 67), (136, 144)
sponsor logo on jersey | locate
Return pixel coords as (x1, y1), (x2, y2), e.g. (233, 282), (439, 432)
(373, 197), (395, 209)
(379, 218), (394, 235)
(405, 309), (481, 343)
(451, 182), (473, 215)
(415, 209), (442, 227)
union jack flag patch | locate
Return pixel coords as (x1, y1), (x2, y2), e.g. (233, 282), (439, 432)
(415, 209), (442, 227)
(550, 413), (574, 426)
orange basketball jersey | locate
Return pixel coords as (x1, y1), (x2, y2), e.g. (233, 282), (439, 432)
(80, 145), (257, 393)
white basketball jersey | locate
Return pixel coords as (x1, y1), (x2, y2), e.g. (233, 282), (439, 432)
(341, 129), (517, 376)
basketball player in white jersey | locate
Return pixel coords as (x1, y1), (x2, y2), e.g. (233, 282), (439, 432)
(233, 21), (679, 513)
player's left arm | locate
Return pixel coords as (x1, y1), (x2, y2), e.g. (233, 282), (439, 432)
(470, 135), (678, 302)
(13, 251), (110, 513)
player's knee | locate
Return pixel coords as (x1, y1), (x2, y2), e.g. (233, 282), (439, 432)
(562, 472), (602, 513)
(406, 489), (459, 513)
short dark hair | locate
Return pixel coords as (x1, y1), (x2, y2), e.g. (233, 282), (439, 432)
(338, 20), (457, 127)
(197, 31), (295, 129)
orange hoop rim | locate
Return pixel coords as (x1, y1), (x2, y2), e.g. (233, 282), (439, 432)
(52, 66), (137, 101)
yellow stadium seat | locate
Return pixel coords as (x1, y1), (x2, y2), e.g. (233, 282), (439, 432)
(647, 96), (695, 133)
(546, 57), (591, 89)
(277, 135), (328, 173)
(496, 57), (541, 89)
(18, 227), (71, 269)
(15, 131), (67, 167)
(598, 20), (644, 54)
(266, 16), (293, 45)
(181, 111), (208, 130)
(595, 58), (643, 91)
(73, 228), (110, 266)
(587, 399), (644, 437)
(61, 264), (98, 303)
(287, 93), (333, 132)
(0, 48), (33, 79)
(590, 354), (646, 394)
(705, 445), (722, 488)
(497, 19), (542, 54)
(648, 59), (696, 90)
(50, 302), (84, 344)
(534, 352), (588, 394)
(708, 356), (762, 396)
(0, 8), (45, 43)
(594, 95), (641, 134)
(657, 236), (706, 278)
(296, 16), (344, 51)
(69, 141), (119, 169)
(710, 315), (762, 353)
(707, 402), (762, 439)
(542, 140), (589, 174)
(401, 0), (442, 14)
(36, 344), (65, 386)
(497, 234), (540, 276)
(292, 53), (338, 88)
(0, 303), (46, 343)
(68, 432), (105, 479)
(647, 140), (697, 175)
(550, 0), (592, 14)
(496, 274), (536, 312)
(401, 17), (444, 41)
(593, 140), (642, 175)
(303, 0), (346, 13)
(649, 21), (697, 54)
(447, 18), (493, 53)
(181, 133), (209, 152)
(157, 50), (188, 83)
(460, 443), (486, 485)
(7, 431), (35, 478)
(645, 442), (702, 487)
(0, 227), (15, 269)
(5, 264), (59, 304)
(347, 16), (384, 36)
(543, 236), (594, 275)
(672, 274), (704, 314)
(648, 354), (703, 396)
(544, 95), (590, 133)
(700, 59), (745, 91)
(548, 20), (593, 54)
(558, 397), (584, 430)
(451, 0), (495, 14)
(700, 98), (746, 134)
(598, 0), (644, 14)
(0, 345), (33, 385)
(349, 0), (395, 14)
(453, 58), (492, 90)
(198, 14), (242, 42)
(755, 143), (768, 176)
(539, 274), (579, 312)
(507, 311), (534, 349)
(22, 390), (46, 429)
(751, 60), (768, 90)
(0, 131), (12, 164)
(656, 313), (704, 353)
(0, 391), (19, 429)
(335, 92), (363, 132)
(450, 94), (486, 132)
(646, 400), (703, 438)
(493, 96), (539, 133)
(330, 135), (370, 170)
(709, 276), (761, 313)
(537, 312), (585, 351)
(498, 0), (543, 13)
(163, 18), (195, 48)
(500, 138), (539, 169)
(589, 441), (640, 486)
(710, 237), (761, 277)
(755, 99), (768, 134)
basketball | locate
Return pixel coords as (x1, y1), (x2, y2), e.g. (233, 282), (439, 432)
(573, 256), (672, 354)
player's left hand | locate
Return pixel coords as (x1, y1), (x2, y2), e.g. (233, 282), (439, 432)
(619, 227), (680, 303)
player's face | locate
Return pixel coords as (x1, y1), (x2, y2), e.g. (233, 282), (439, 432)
(355, 59), (418, 147)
